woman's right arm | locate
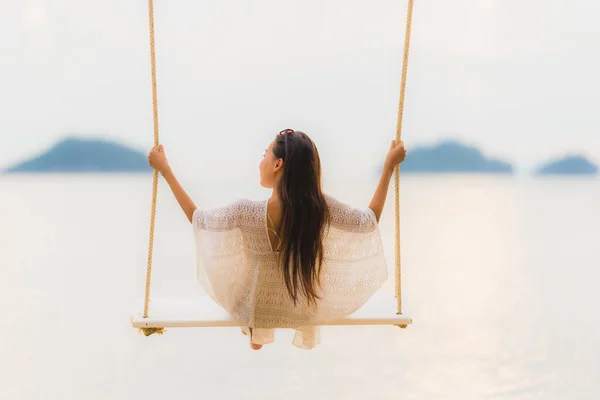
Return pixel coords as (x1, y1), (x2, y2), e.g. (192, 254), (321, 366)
(368, 139), (406, 222)
(148, 145), (197, 223)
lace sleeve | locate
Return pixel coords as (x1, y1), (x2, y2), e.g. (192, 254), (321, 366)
(192, 198), (251, 312)
(313, 194), (387, 324)
(192, 199), (248, 232)
(325, 195), (378, 233)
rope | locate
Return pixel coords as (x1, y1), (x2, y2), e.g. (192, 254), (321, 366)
(394, 0), (415, 315)
(141, 0), (163, 336)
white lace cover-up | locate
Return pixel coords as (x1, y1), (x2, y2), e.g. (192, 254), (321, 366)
(192, 195), (387, 349)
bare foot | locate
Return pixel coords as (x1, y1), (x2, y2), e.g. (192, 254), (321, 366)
(250, 343), (263, 350)
(241, 327), (263, 349)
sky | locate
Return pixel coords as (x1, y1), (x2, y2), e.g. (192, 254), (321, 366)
(1, 0), (599, 180)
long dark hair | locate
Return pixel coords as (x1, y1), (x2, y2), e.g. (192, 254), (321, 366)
(272, 129), (330, 307)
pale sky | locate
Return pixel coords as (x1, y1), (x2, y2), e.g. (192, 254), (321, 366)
(1, 0), (599, 179)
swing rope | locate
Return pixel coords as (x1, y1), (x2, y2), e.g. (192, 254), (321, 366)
(140, 0), (163, 336)
(394, 0), (415, 316)
(139, 0), (416, 333)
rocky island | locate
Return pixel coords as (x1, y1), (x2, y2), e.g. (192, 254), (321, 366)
(3, 137), (152, 173)
(535, 155), (598, 176)
(396, 140), (514, 174)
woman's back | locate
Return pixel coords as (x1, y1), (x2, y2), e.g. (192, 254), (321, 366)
(265, 197), (282, 252)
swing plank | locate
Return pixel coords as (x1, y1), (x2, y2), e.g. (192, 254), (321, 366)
(131, 292), (412, 329)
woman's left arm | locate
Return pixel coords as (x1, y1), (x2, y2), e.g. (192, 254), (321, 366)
(161, 168), (196, 223)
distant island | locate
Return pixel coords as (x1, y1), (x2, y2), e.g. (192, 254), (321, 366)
(394, 139), (514, 174)
(3, 137), (152, 173)
(535, 155), (598, 176)
(3, 135), (597, 177)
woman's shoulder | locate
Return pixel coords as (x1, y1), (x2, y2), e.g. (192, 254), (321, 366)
(213, 197), (262, 208)
(197, 198), (265, 218)
(227, 198), (266, 219)
(323, 193), (352, 210)
(194, 198), (265, 230)
(323, 193), (377, 230)
(231, 198), (266, 209)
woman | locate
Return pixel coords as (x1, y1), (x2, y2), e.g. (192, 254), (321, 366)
(148, 129), (407, 350)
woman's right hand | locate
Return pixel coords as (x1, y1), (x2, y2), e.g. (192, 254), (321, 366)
(384, 139), (407, 171)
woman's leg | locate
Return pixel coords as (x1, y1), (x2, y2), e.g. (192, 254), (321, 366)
(248, 328), (263, 350)
(241, 326), (263, 350)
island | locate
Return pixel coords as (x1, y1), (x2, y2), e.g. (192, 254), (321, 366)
(535, 154), (598, 176)
(392, 139), (513, 174)
(3, 136), (152, 173)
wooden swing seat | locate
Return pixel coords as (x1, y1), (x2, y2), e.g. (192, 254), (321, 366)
(131, 292), (412, 329)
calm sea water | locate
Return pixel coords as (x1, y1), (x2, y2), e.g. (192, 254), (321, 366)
(1, 174), (599, 399)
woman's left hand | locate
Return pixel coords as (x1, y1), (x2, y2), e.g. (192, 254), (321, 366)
(148, 144), (170, 174)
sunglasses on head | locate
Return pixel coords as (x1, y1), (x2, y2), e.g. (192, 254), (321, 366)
(279, 129), (295, 159)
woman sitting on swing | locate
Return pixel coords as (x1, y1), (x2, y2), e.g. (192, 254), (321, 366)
(148, 129), (407, 350)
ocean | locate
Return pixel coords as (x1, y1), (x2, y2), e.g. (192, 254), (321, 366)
(1, 173), (599, 399)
